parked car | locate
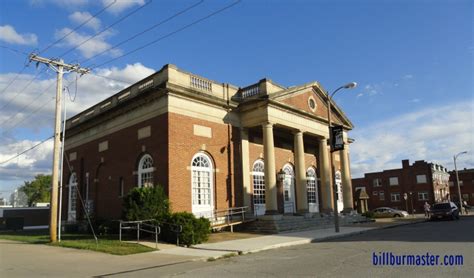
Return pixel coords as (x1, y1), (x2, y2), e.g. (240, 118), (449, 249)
(430, 202), (459, 220)
(372, 207), (409, 218)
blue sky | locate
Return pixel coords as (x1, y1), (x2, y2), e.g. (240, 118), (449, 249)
(0, 0), (473, 199)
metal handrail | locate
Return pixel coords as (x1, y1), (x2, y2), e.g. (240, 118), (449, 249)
(119, 219), (160, 249)
(201, 206), (249, 232)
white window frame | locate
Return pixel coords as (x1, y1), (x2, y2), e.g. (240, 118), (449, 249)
(391, 193), (401, 202)
(373, 190), (378, 196)
(252, 160), (265, 216)
(373, 178), (382, 187)
(191, 153), (214, 216)
(416, 174), (427, 184)
(68, 173), (78, 222)
(379, 191), (385, 200)
(306, 167), (319, 213)
(389, 177), (399, 186)
(418, 192), (429, 201)
(138, 154), (154, 188)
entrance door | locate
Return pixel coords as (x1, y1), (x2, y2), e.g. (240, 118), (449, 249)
(283, 164), (296, 214)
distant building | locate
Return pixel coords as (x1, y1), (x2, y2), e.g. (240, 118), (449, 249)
(449, 168), (474, 206)
(352, 159), (450, 213)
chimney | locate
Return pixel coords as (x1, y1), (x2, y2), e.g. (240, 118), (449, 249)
(402, 159), (410, 169)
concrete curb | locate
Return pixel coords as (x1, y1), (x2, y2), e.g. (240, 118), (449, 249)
(206, 219), (428, 261)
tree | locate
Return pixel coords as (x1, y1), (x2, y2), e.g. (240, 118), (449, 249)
(19, 174), (51, 207)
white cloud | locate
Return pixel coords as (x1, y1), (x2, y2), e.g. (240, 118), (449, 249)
(357, 84), (380, 98)
(54, 27), (121, 59)
(69, 11), (102, 31)
(30, 0), (89, 8)
(350, 101), (474, 178)
(402, 74), (414, 79)
(0, 25), (38, 45)
(102, 0), (145, 14)
(0, 63), (155, 197)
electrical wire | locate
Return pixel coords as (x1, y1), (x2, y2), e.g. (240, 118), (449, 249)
(0, 67), (47, 111)
(58, 0), (153, 59)
(37, 0), (118, 55)
(81, 0), (205, 66)
(90, 0), (241, 69)
(0, 135), (54, 165)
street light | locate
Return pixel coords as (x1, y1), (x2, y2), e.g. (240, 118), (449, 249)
(454, 151), (467, 214)
(327, 82), (357, 233)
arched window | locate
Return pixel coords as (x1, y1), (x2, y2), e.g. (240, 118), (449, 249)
(191, 153), (214, 215)
(282, 163), (296, 213)
(138, 154), (154, 187)
(68, 173), (78, 222)
(306, 167), (319, 213)
(252, 160), (265, 216)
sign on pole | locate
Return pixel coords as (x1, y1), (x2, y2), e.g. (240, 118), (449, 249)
(330, 125), (344, 152)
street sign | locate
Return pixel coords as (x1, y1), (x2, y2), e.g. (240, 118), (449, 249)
(330, 125), (344, 152)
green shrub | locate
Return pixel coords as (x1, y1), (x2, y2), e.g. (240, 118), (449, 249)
(161, 212), (211, 246)
(122, 185), (170, 222)
(362, 211), (375, 218)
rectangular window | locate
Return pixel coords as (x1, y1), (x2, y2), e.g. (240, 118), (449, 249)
(379, 191), (385, 200)
(389, 177), (399, 186)
(418, 192), (428, 201)
(373, 178), (382, 187)
(391, 193), (401, 202)
(459, 180), (464, 187)
(119, 177), (124, 197)
(462, 194), (469, 200)
(416, 174), (427, 184)
(373, 191), (378, 196)
(449, 181), (454, 187)
(355, 186), (366, 192)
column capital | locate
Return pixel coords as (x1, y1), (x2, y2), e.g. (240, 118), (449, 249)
(262, 122), (273, 128)
(292, 129), (304, 136)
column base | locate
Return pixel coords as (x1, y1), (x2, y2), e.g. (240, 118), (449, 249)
(342, 208), (356, 215)
(262, 210), (282, 221)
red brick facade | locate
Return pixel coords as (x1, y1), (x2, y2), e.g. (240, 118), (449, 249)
(61, 64), (353, 222)
(449, 169), (474, 206)
(352, 159), (450, 213)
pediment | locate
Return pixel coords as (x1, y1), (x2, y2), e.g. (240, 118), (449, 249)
(270, 83), (354, 129)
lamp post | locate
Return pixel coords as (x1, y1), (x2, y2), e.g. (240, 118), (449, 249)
(409, 192), (414, 217)
(327, 82), (357, 233)
(454, 151), (467, 214)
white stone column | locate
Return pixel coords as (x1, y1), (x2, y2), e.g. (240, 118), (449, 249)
(263, 123), (278, 214)
(240, 128), (251, 210)
(341, 143), (354, 212)
(319, 137), (333, 212)
(294, 131), (308, 213)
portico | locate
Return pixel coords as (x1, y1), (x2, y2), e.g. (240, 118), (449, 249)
(236, 79), (355, 216)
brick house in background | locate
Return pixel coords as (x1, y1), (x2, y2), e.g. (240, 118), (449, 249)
(449, 168), (474, 206)
(351, 159), (450, 213)
(62, 64), (356, 223)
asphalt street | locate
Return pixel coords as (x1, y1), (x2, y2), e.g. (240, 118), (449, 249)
(148, 216), (474, 278)
(1, 216), (473, 277)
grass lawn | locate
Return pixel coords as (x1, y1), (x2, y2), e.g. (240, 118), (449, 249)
(0, 229), (156, 255)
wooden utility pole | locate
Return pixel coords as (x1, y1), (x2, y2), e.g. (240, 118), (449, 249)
(29, 54), (89, 242)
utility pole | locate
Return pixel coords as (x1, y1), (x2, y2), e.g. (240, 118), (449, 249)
(29, 54), (89, 242)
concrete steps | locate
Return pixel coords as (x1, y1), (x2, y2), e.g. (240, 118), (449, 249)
(242, 214), (370, 234)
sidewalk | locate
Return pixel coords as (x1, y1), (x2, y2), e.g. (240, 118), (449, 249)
(150, 216), (427, 260)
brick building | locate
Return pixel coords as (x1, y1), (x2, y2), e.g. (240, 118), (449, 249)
(62, 64), (355, 222)
(449, 168), (474, 206)
(351, 159), (450, 213)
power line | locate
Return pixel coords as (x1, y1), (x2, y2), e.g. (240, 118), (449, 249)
(58, 0), (152, 59)
(0, 79), (56, 128)
(0, 44), (30, 56)
(92, 0), (241, 69)
(0, 67), (47, 111)
(38, 0), (118, 55)
(81, 0), (205, 66)
(0, 136), (54, 165)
